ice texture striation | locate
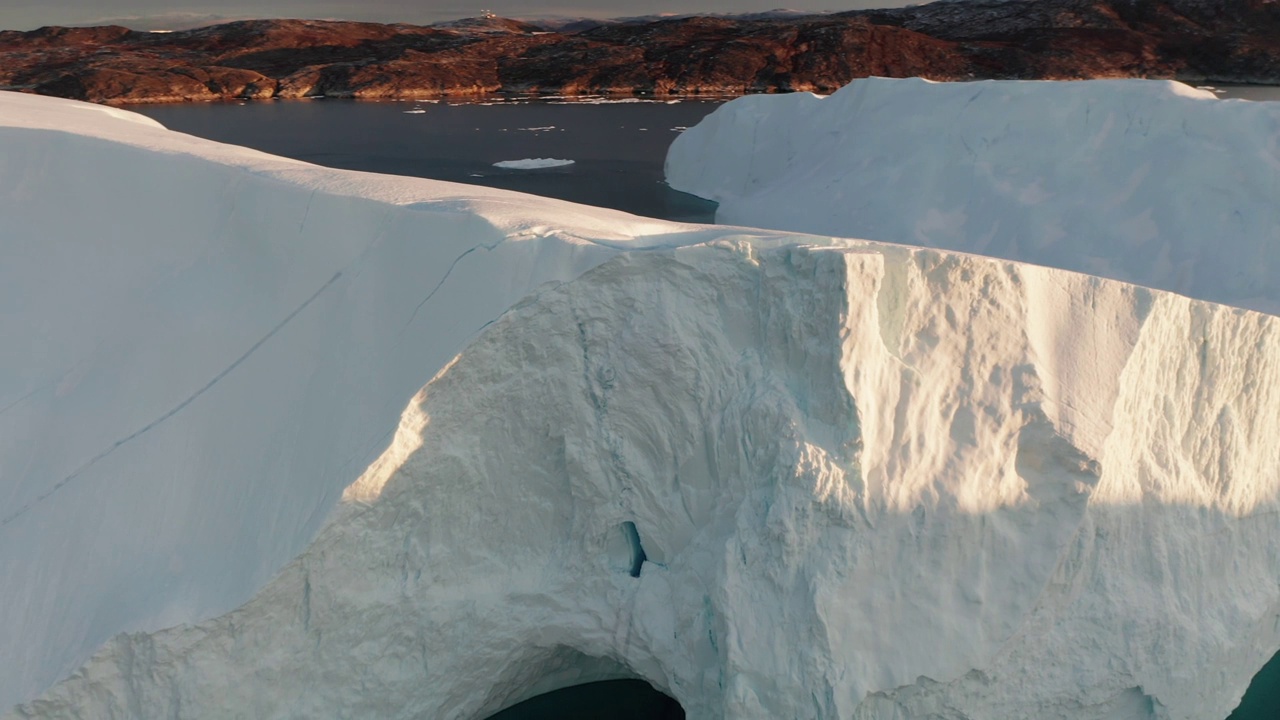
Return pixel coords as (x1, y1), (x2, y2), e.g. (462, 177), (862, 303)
(665, 77), (1280, 314)
(4, 87), (1280, 720)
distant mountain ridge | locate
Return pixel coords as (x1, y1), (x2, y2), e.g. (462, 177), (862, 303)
(0, 0), (1276, 104)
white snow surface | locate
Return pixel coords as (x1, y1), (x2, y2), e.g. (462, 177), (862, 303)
(4, 89), (1280, 720)
(493, 157), (576, 169)
(665, 77), (1280, 315)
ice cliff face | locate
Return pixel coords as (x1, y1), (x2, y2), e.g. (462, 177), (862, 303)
(665, 77), (1280, 315)
(5, 87), (1280, 720)
(12, 237), (1280, 720)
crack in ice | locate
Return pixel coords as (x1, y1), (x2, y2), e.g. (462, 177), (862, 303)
(0, 271), (345, 528)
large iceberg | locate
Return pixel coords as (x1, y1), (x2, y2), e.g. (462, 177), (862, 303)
(666, 77), (1280, 315)
(0, 90), (738, 711)
(4, 87), (1280, 720)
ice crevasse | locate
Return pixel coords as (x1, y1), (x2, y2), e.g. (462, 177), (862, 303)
(1, 83), (1280, 720)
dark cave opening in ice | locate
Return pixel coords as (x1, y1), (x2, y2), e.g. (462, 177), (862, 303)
(484, 679), (684, 720)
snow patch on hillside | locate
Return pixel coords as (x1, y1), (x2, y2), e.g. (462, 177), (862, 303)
(666, 77), (1280, 314)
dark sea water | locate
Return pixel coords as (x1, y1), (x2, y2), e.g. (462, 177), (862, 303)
(133, 97), (725, 223)
(131, 83), (1277, 225)
(1209, 84), (1280, 102)
(1232, 651), (1280, 720)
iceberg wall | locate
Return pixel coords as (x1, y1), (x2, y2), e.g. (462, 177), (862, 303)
(11, 238), (1280, 720)
(4, 87), (1280, 720)
(0, 90), (748, 710)
(665, 77), (1280, 315)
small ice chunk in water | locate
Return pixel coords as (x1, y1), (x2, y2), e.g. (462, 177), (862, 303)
(492, 158), (575, 169)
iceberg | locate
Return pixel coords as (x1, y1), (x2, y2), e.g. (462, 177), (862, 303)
(665, 77), (1280, 315)
(4, 87), (1280, 720)
(0, 90), (722, 711)
(493, 158), (575, 169)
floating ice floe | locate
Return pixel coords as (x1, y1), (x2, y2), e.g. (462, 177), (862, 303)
(492, 157), (575, 169)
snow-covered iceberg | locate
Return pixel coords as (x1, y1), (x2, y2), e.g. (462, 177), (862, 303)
(4, 88), (1280, 720)
(0, 90), (734, 711)
(666, 77), (1280, 315)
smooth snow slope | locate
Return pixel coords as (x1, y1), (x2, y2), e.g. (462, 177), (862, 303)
(5, 89), (1280, 720)
(0, 91), (775, 710)
(665, 77), (1280, 314)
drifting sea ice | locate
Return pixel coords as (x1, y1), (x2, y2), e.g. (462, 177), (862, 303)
(493, 157), (576, 169)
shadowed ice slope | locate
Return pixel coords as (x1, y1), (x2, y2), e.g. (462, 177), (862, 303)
(5, 89), (1280, 720)
(666, 77), (1280, 315)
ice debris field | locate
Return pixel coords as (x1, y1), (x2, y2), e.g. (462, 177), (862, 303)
(2, 78), (1280, 719)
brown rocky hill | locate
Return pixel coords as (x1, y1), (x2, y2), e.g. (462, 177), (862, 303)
(0, 0), (1276, 104)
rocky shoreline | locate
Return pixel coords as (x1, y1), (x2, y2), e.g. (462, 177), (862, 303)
(1, 0), (1277, 105)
